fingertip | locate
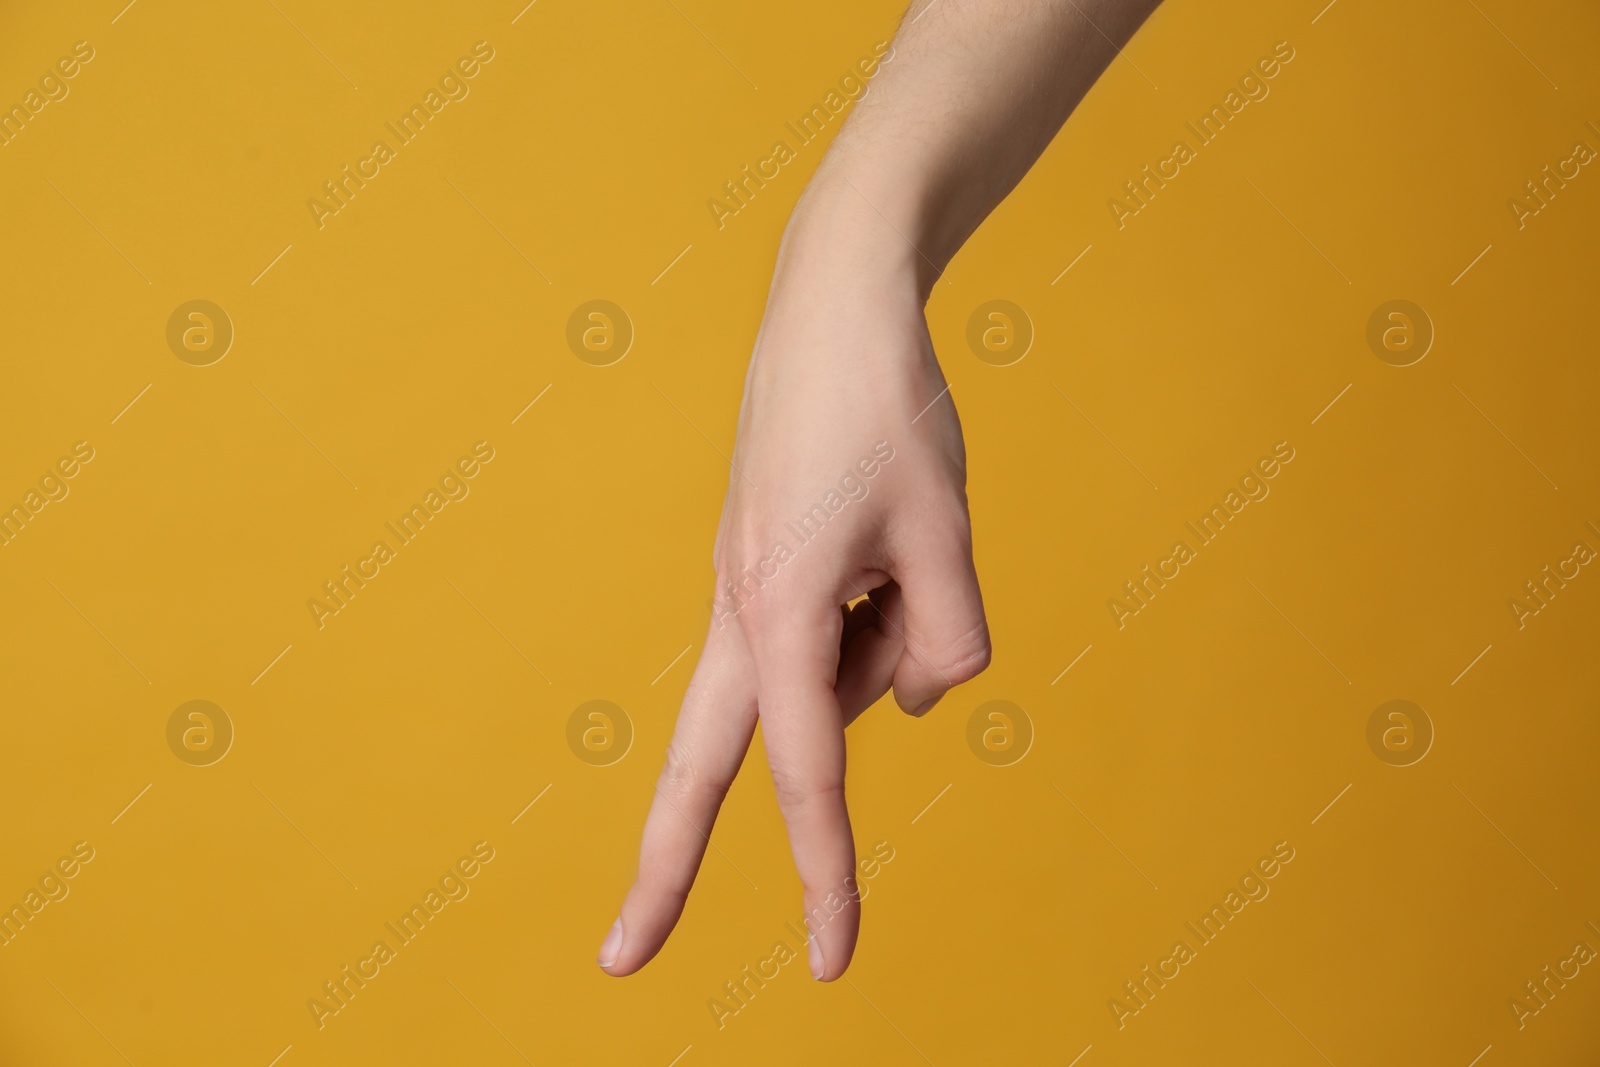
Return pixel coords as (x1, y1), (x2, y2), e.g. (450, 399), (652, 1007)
(812, 949), (853, 982)
(597, 903), (655, 977)
(803, 890), (860, 982)
(893, 683), (943, 716)
(811, 932), (857, 981)
(601, 881), (691, 977)
(597, 916), (624, 974)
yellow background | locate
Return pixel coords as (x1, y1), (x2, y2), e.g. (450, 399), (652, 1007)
(3, 0), (1599, 1063)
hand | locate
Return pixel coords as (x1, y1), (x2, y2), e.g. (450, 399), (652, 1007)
(596, 0), (1161, 981)
(597, 182), (991, 980)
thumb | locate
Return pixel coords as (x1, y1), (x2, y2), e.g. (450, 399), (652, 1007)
(890, 522), (991, 716)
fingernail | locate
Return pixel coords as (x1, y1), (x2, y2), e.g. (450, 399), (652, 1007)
(912, 696), (940, 716)
(808, 935), (825, 980)
(597, 917), (623, 969)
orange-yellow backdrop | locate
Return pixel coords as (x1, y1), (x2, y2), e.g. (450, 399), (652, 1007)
(2, 0), (1598, 1064)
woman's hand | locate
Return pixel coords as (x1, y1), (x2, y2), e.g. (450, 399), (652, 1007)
(598, 0), (1162, 980)
(598, 182), (991, 981)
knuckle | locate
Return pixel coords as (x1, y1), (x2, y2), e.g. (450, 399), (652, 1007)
(712, 547), (782, 632)
(931, 617), (992, 686)
(769, 767), (843, 813)
(659, 740), (695, 789)
(659, 740), (731, 807)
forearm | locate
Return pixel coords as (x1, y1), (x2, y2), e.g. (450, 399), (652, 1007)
(778, 0), (1163, 301)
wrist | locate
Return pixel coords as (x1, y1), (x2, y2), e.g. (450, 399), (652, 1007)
(775, 165), (944, 304)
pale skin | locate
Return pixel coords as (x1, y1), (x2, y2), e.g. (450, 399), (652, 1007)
(600, 0), (1164, 980)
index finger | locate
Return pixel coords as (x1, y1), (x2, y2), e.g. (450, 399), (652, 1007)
(600, 619), (758, 976)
